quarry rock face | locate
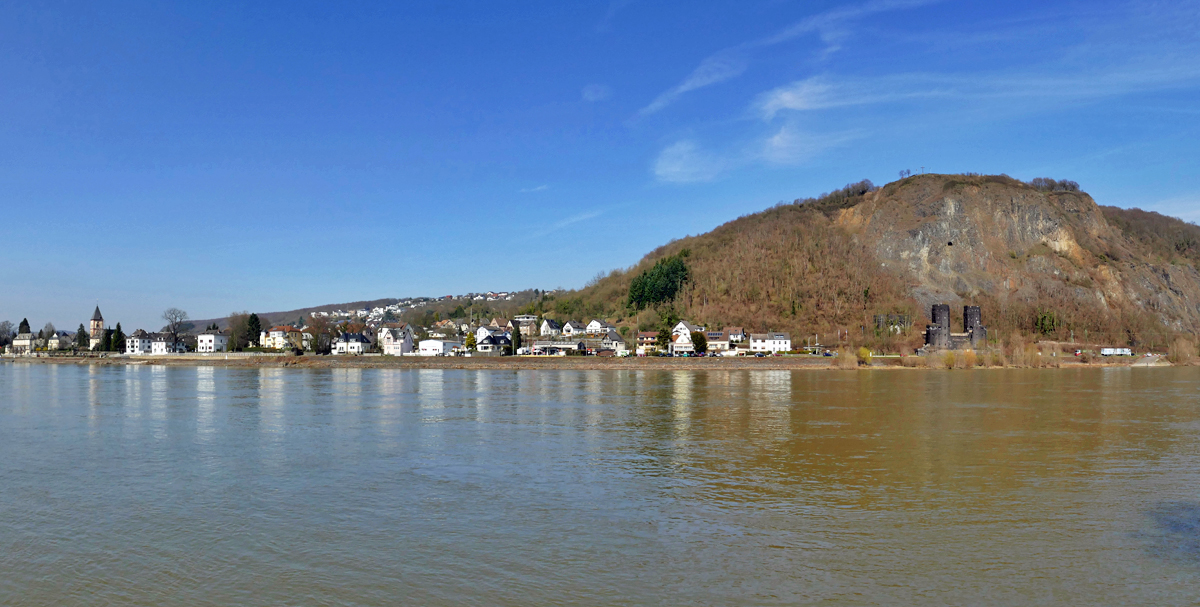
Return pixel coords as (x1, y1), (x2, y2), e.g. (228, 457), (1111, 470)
(836, 175), (1200, 332)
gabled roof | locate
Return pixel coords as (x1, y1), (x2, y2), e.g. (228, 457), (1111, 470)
(92, 306), (103, 321)
(541, 319), (561, 328)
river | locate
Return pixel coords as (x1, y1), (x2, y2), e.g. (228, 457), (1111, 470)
(1, 363), (1198, 605)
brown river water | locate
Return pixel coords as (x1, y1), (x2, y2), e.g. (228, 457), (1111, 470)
(1, 363), (1199, 605)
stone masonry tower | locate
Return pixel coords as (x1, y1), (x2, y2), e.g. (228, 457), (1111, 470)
(89, 306), (104, 350)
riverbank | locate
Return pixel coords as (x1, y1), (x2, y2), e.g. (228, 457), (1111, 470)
(0, 354), (1178, 370)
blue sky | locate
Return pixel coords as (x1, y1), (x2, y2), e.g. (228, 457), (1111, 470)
(3, 0), (1199, 330)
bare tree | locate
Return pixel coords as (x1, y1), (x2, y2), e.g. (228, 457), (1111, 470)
(226, 311), (251, 351)
(42, 322), (56, 348)
(162, 308), (190, 351)
(0, 321), (13, 347)
(305, 314), (334, 354)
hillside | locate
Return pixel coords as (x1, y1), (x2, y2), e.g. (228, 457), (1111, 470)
(539, 174), (1200, 350)
(189, 297), (402, 331)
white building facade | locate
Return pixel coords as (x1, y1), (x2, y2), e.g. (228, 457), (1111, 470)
(152, 337), (187, 355)
(749, 332), (792, 353)
(126, 330), (153, 354)
(378, 325), (415, 356)
(333, 333), (371, 355)
(197, 332), (229, 353)
(419, 339), (461, 356)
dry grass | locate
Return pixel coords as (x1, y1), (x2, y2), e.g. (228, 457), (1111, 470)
(1168, 338), (1197, 364)
(942, 351), (957, 369)
(985, 350), (1007, 367)
(962, 350), (977, 368)
(835, 347), (858, 369)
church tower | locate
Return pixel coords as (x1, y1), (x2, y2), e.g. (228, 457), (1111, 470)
(89, 306), (104, 350)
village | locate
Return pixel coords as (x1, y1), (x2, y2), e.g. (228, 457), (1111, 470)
(1, 301), (807, 359)
(1, 300), (1159, 364)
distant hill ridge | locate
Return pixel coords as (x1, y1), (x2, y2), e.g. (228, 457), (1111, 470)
(190, 297), (401, 331)
(555, 173), (1200, 349)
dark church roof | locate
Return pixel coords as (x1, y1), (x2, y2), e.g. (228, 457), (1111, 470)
(91, 306), (103, 321)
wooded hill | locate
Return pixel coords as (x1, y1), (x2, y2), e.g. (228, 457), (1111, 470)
(530, 174), (1200, 351)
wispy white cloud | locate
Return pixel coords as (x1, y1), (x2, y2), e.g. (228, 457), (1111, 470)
(653, 125), (856, 183)
(653, 140), (732, 183)
(761, 125), (860, 165)
(582, 84), (612, 102)
(521, 185), (550, 193)
(536, 210), (604, 235)
(754, 56), (1200, 120)
(640, 51), (750, 116)
(597, 0), (637, 33)
(637, 0), (940, 116)
(1144, 194), (1200, 223)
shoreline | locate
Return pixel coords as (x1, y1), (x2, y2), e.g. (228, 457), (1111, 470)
(0, 354), (1178, 371)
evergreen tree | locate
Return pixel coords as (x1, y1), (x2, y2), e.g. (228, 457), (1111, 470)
(511, 326), (522, 352)
(112, 323), (126, 353)
(247, 314), (262, 346)
(100, 329), (113, 352)
(627, 252), (690, 310)
(75, 324), (89, 348)
(690, 331), (707, 353)
(465, 333), (477, 350)
(18, 318), (30, 334)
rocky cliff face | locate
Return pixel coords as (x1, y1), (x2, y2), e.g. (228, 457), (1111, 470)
(836, 175), (1200, 332)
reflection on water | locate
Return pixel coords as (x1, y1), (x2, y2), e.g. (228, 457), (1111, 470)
(1147, 502), (1200, 561)
(1, 364), (1200, 606)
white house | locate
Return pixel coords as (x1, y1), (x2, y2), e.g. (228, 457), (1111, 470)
(476, 334), (511, 353)
(11, 333), (36, 354)
(513, 314), (538, 323)
(419, 339), (462, 356)
(672, 321), (704, 337)
(378, 324), (415, 356)
(539, 319), (561, 336)
(44, 332), (70, 350)
(475, 325), (510, 343)
(151, 335), (187, 355)
(586, 319), (616, 335)
(560, 321), (586, 336)
(669, 331), (695, 355)
(601, 330), (627, 353)
(333, 333), (371, 355)
(197, 331), (229, 353)
(705, 329), (730, 351)
(126, 330), (153, 354)
(749, 332), (792, 353)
